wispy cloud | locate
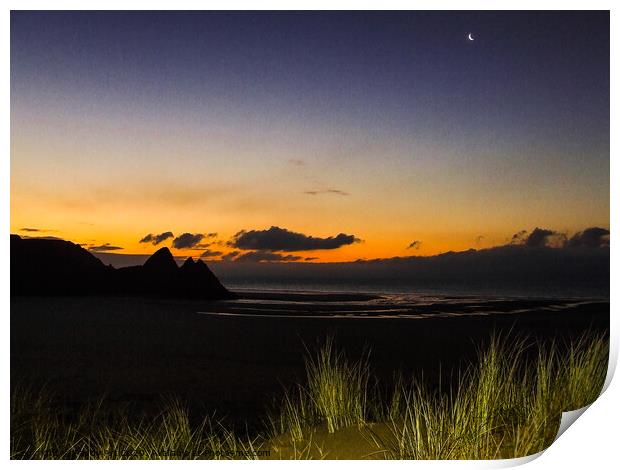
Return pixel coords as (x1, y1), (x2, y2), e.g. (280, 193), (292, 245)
(406, 240), (422, 250)
(221, 251), (240, 261)
(201, 248), (223, 259)
(89, 243), (123, 252)
(304, 189), (350, 196)
(19, 227), (56, 233)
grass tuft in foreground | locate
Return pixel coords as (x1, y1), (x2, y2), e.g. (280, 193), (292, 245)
(270, 331), (609, 459)
(11, 392), (260, 460)
(12, 331), (608, 459)
(376, 332), (609, 459)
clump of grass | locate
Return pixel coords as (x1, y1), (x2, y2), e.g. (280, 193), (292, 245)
(380, 331), (609, 459)
(305, 337), (371, 433)
(11, 393), (260, 460)
(383, 384), (459, 459)
(268, 386), (312, 442)
(560, 333), (609, 410)
(11, 331), (609, 460)
(267, 336), (372, 441)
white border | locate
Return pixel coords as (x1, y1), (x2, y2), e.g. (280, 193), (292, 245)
(3, 2), (616, 468)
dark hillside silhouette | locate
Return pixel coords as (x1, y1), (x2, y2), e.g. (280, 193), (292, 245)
(10, 235), (233, 299)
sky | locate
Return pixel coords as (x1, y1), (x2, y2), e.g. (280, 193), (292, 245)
(10, 11), (610, 262)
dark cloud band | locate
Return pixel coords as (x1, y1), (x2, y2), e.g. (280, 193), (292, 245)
(229, 226), (360, 252)
(234, 251), (303, 262)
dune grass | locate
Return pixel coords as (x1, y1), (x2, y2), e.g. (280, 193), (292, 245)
(10, 391), (260, 460)
(266, 331), (609, 459)
(376, 332), (609, 459)
(11, 331), (608, 460)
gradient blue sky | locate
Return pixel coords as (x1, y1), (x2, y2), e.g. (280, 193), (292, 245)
(11, 11), (609, 260)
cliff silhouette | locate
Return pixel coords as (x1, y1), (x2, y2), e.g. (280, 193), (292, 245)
(10, 234), (233, 299)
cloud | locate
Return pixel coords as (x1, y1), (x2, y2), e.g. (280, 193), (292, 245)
(20, 227), (58, 234)
(201, 249), (223, 259)
(524, 228), (567, 248)
(288, 158), (305, 166)
(525, 228), (554, 247)
(140, 231), (174, 245)
(221, 251), (240, 261)
(209, 243), (608, 290)
(21, 235), (65, 241)
(509, 230), (528, 245)
(193, 242), (212, 249)
(305, 257), (319, 261)
(206, 232), (218, 238)
(407, 240), (422, 250)
(229, 226), (360, 252)
(568, 227), (610, 248)
(172, 233), (205, 249)
(304, 189), (350, 196)
(89, 243), (123, 252)
(507, 227), (609, 249)
(475, 235), (485, 245)
(234, 251), (303, 263)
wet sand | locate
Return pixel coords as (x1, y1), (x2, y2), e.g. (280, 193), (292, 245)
(11, 293), (609, 428)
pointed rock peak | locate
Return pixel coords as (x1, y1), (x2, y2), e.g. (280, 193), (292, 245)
(182, 257), (196, 268)
(194, 259), (212, 271)
(149, 246), (174, 260)
(144, 247), (177, 272)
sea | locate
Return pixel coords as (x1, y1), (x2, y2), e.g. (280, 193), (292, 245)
(219, 277), (609, 300)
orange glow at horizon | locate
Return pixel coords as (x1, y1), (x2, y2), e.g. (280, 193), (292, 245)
(10, 132), (610, 264)
(10, 188), (610, 264)
(10, 94), (609, 264)
(10, 11), (609, 266)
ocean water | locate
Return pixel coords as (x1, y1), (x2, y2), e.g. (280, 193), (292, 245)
(196, 277), (610, 321)
(219, 277), (609, 301)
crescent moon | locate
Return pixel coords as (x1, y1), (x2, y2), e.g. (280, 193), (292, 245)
(467, 33), (474, 41)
